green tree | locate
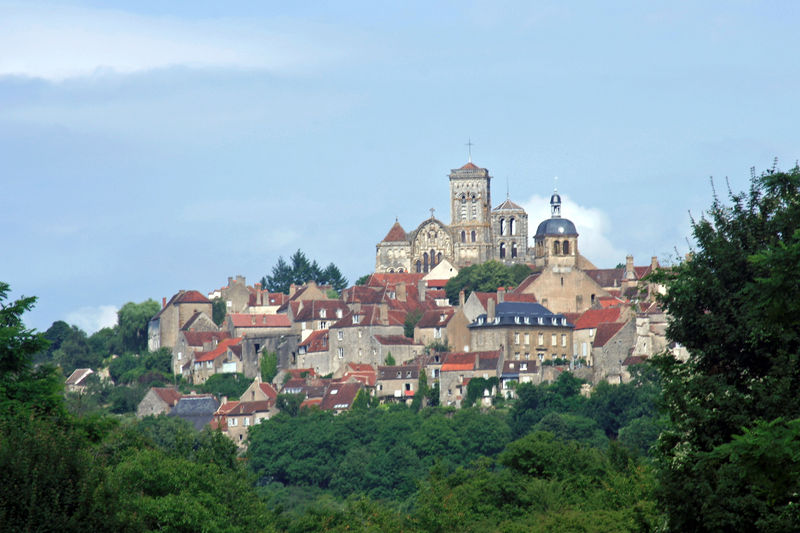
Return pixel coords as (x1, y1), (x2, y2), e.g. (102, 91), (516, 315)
(263, 250), (349, 294)
(200, 372), (252, 399)
(355, 274), (371, 286)
(261, 350), (279, 383)
(211, 297), (227, 326)
(385, 351), (396, 365)
(117, 299), (160, 354)
(404, 309), (423, 338)
(276, 393), (306, 417)
(444, 260), (532, 304)
(650, 164), (800, 530)
(0, 282), (63, 419)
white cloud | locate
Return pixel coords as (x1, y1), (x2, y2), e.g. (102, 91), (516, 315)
(65, 305), (118, 334)
(520, 194), (626, 268)
(0, 3), (346, 80)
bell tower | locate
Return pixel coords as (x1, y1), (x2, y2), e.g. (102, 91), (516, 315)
(450, 159), (492, 266)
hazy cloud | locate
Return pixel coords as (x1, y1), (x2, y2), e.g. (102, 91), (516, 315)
(65, 305), (118, 334)
(521, 194), (626, 268)
(0, 3), (347, 80)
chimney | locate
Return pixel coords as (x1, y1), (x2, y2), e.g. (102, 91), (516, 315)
(396, 283), (407, 302)
(488, 297), (496, 321)
(228, 276), (233, 286)
(289, 284), (297, 297)
(418, 280), (427, 302)
(459, 290), (465, 307)
(498, 287), (506, 303)
(221, 395), (228, 405)
(650, 256), (659, 271)
(475, 352), (480, 369)
(625, 255), (635, 280)
(162, 296), (167, 308)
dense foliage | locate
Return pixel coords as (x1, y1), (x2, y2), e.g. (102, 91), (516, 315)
(650, 164), (800, 530)
(444, 260), (532, 304)
(261, 250), (348, 294)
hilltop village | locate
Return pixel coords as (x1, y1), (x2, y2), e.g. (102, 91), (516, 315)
(101, 159), (683, 447)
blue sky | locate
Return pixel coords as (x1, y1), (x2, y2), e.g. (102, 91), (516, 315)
(2, 0), (798, 333)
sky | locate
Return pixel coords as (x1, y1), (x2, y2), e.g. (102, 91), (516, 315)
(2, 0), (799, 334)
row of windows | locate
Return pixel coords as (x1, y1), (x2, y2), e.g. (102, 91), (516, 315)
(459, 195), (479, 221)
(460, 230), (477, 243)
(513, 332), (568, 347)
(415, 249), (442, 273)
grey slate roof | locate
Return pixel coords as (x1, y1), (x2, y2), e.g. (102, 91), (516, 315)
(534, 217), (578, 237)
(168, 395), (220, 431)
(469, 301), (573, 329)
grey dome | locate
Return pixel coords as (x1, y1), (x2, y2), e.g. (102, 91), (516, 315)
(550, 192), (561, 204)
(535, 217), (577, 237)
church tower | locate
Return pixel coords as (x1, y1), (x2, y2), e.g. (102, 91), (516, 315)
(533, 188), (579, 268)
(450, 161), (492, 267)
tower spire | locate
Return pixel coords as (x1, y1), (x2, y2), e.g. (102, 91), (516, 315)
(550, 177), (562, 218)
(465, 138), (474, 163)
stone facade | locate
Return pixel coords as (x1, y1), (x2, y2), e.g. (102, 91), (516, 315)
(375, 161), (532, 273)
(148, 290), (213, 351)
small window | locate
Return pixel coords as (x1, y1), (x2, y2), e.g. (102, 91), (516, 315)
(551, 334), (557, 346)
(338, 330), (343, 340)
(562, 334), (567, 347)
(538, 333), (544, 345)
(338, 348), (344, 359)
(514, 332), (520, 344)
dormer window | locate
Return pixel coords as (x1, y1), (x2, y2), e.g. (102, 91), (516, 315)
(406, 371), (412, 378)
(561, 317), (567, 326)
(336, 309), (343, 319)
(440, 313), (446, 322)
(320, 309), (327, 318)
(478, 317), (484, 325)
(353, 315), (362, 324)
(538, 317), (544, 325)
(514, 316), (521, 324)
(396, 371), (402, 378)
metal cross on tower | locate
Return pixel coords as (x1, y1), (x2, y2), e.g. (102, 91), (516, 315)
(465, 138), (474, 163)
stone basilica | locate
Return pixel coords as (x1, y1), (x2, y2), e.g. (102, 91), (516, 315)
(375, 160), (587, 273)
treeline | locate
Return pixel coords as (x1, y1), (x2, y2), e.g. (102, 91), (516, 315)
(246, 369), (662, 530)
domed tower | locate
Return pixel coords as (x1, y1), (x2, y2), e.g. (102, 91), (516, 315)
(533, 188), (579, 268)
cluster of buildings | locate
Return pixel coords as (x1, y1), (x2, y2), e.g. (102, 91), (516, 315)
(136, 159), (684, 447)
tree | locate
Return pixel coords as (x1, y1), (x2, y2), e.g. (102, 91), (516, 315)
(355, 274), (371, 286)
(263, 250), (348, 294)
(200, 373), (252, 399)
(211, 297), (227, 326)
(404, 309), (423, 338)
(0, 282), (64, 419)
(117, 299), (160, 354)
(650, 164), (800, 530)
(261, 351), (279, 383)
(444, 260), (532, 304)
(385, 351), (396, 366)
(276, 393), (306, 417)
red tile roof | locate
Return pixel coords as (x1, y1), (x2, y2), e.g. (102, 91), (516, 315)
(176, 290), (212, 304)
(593, 322), (627, 347)
(299, 329), (329, 353)
(623, 355), (648, 366)
(574, 308), (622, 330)
(342, 285), (385, 305)
(293, 300), (349, 321)
(320, 382), (363, 411)
(286, 368), (317, 379)
(373, 335), (420, 346)
(152, 387), (182, 406)
(510, 273), (541, 295)
(459, 161), (481, 170)
(381, 221), (408, 242)
(228, 400), (273, 415)
(504, 292), (537, 303)
(194, 337), (243, 363)
(182, 331), (231, 348)
(416, 308), (454, 328)
(440, 350), (501, 372)
(366, 273), (425, 287)
(259, 382), (278, 400)
(228, 313), (291, 328)
(332, 306), (402, 328)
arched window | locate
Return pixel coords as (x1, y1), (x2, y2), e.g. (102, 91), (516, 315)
(499, 218), (506, 236)
(471, 195), (477, 220)
(437, 252), (442, 264)
(461, 230), (466, 243)
(511, 243), (518, 258)
(423, 252), (429, 272)
(562, 240), (570, 255)
(510, 217), (516, 236)
(553, 241), (561, 255)
(499, 242), (506, 259)
(416, 260), (421, 273)
(471, 230), (476, 242)
(460, 195), (467, 220)
(430, 249), (436, 268)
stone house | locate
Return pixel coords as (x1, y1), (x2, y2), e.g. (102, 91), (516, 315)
(137, 386), (182, 418)
(439, 350), (503, 408)
(468, 301), (574, 364)
(224, 401), (275, 447)
(209, 275), (252, 314)
(172, 330), (230, 376)
(319, 381), (364, 414)
(414, 308), (455, 347)
(290, 299), (349, 341)
(326, 306), (405, 375)
(168, 394), (219, 431)
(148, 290), (213, 351)
(571, 307), (627, 366)
(240, 375), (278, 403)
(338, 362), (377, 388)
(225, 313), (292, 338)
(64, 368), (94, 393)
(370, 335), (424, 366)
(499, 360), (541, 398)
(297, 329), (330, 374)
(591, 320), (636, 384)
(191, 337), (243, 384)
(376, 364), (419, 403)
